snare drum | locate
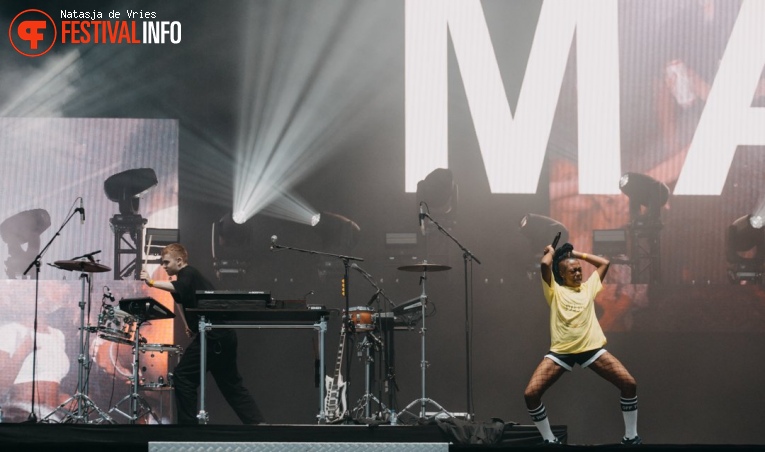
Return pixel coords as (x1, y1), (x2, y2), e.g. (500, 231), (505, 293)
(97, 306), (135, 345)
(344, 306), (375, 332)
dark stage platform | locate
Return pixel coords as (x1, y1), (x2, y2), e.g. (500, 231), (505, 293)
(0, 423), (762, 452)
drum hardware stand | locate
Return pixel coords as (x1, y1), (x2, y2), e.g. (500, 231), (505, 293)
(352, 332), (388, 421)
(44, 266), (115, 424)
(398, 267), (453, 422)
(108, 319), (160, 424)
(350, 264), (399, 424)
(398, 261), (462, 419)
(382, 314), (400, 425)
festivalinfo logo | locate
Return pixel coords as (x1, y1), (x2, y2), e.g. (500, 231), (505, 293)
(9, 8), (182, 57)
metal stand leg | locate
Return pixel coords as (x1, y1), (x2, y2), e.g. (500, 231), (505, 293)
(43, 273), (114, 424)
(352, 334), (387, 421)
(317, 316), (327, 424)
(197, 316), (210, 424)
(108, 322), (160, 424)
(398, 271), (453, 424)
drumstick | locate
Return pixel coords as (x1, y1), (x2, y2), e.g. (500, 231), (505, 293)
(143, 234), (153, 269)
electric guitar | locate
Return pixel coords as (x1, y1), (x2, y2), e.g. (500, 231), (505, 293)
(324, 326), (348, 423)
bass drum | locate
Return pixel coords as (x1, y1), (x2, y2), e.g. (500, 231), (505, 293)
(137, 343), (183, 391)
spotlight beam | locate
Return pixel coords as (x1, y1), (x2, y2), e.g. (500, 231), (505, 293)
(231, 0), (397, 223)
(260, 191), (318, 226)
(0, 49), (82, 117)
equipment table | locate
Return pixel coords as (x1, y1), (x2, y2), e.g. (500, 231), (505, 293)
(186, 308), (330, 424)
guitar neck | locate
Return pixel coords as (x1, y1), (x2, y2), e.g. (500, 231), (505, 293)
(332, 329), (346, 386)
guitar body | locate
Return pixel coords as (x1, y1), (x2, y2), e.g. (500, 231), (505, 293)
(324, 374), (347, 423)
(323, 327), (348, 423)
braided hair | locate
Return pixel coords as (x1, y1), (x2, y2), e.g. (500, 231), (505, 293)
(551, 242), (574, 285)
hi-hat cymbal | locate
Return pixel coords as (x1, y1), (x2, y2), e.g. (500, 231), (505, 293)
(397, 262), (451, 272)
(53, 260), (111, 273)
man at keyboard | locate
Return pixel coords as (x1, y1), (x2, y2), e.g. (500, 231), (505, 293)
(140, 243), (265, 424)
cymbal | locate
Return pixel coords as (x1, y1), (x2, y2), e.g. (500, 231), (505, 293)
(53, 260), (111, 273)
(397, 262), (451, 272)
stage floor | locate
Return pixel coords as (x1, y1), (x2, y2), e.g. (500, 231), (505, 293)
(0, 423), (762, 452)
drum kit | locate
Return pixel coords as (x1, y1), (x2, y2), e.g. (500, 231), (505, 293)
(344, 260), (457, 424)
(42, 258), (179, 424)
(107, 296), (177, 424)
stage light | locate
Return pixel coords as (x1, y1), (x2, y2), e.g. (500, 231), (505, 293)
(619, 173), (668, 283)
(104, 168), (158, 216)
(104, 168), (158, 279)
(750, 215), (764, 230)
(314, 212), (360, 250)
(232, 210), (248, 225)
(725, 215), (765, 284)
(416, 168), (458, 215)
(726, 214), (765, 284)
(519, 214), (569, 252)
(311, 213), (321, 227)
(0, 209), (51, 279)
(212, 212), (254, 280)
(618, 172), (670, 225)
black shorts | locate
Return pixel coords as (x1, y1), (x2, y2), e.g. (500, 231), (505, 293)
(545, 348), (606, 371)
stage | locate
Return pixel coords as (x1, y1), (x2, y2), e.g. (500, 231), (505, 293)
(0, 422), (762, 452)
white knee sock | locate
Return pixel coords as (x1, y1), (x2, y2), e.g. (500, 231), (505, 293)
(621, 396), (638, 438)
(529, 403), (556, 442)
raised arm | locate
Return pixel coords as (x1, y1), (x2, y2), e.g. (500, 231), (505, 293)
(139, 269), (192, 336)
(540, 245), (555, 287)
(140, 269), (176, 293)
(571, 250), (610, 282)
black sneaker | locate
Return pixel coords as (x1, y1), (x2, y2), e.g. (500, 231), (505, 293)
(544, 438), (561, 445)
(621, 435), (642, 445)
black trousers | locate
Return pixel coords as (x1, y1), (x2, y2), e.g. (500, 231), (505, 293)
(173, 329), (264, 424)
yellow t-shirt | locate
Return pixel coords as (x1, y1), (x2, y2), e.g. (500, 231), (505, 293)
(541, 272), (607, 354)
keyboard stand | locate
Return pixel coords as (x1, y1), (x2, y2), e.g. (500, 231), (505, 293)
(195, 314), (329, 424)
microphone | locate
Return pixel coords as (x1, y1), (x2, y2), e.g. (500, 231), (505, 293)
(366, 289), (381, 307)
(79, 198), (85, 225)
(419, 203), (426, 236)
(552, 231), (561, 249)
(104, 287), (115, 302)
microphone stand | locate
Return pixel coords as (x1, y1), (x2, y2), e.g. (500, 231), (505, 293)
(21, 206), (80, 422)
(422, 212), (481, 420)
(351, 264), (398, 311)
(270, 240), (363, 421)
